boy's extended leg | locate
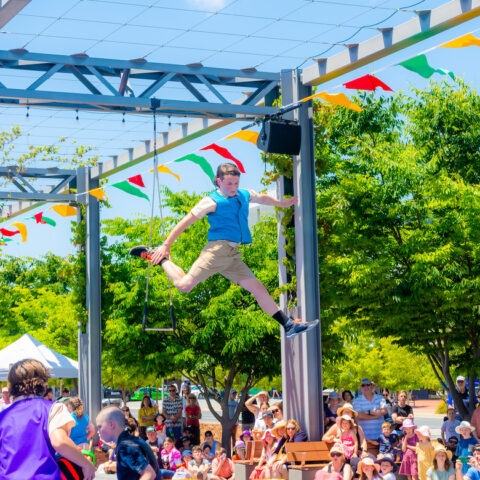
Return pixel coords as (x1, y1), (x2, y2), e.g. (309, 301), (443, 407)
(237, 277), (318, 339)
(160, 259), (199, 293)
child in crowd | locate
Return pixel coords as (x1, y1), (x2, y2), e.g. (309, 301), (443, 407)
(376, 456), (397, 480)
(232, 441), (246, 461)
(173, 450), (194, 479)
(211, 447), (235, 480)
(358, 457), (382, 480)
(203, 444), (214, 463)
(335, 414), (358, 459)
(185, 394), (202, 445)
(441, 408), (460, 444)
(426, 445), (454, 480)
(188, 446), (211, 480)
(252, 429), (264, 442)
(375, 422), (399, 460)
(154, 413), (168, 445)
(399, 419), (419, 480)
(415, 426), (436, 480)
(455, 421), (478, 474)
(251, 430), (278, 479)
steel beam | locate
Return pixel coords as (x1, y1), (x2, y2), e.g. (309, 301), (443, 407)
(301, 0), (480, 86)
(0, 192), (76, 201)
(0, 0), (31, 29)
(281, 69), (323, 440)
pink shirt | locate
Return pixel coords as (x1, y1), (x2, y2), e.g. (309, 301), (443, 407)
(212, 457), (234, 479)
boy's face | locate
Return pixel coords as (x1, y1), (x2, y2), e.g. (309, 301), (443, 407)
(380, 461), (393, 474)
(460, 427), (471, 437)
(447, 409), (456, 419)
(382, 425), (392, 436)
(217, 174), (240, 197)
(193, 450), (203, 462)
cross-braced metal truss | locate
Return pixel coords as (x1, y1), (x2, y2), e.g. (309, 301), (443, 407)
(0, 166), (77, 203)
(0, 50), (280, 119)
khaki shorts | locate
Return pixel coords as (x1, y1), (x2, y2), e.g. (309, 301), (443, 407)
(188, 240), (255, 284)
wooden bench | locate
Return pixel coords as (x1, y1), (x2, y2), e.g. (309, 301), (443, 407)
(286, 441), (331, 480)
(233, 441), (264, 480)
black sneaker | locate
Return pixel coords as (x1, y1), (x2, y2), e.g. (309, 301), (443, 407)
(129, 245), (156, 261)
(284, 318), (319, 339)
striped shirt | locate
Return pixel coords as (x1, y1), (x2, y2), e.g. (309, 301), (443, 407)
(163, 396), (183, 429)
(353, 394), (387, 439)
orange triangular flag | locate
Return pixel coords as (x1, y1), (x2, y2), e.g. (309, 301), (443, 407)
(49, 205), (78, 217)
(316, 91), (363, 112)
(89, 188), (108, 201)
(440, 33), (480, 48)
(149, 164), (180, 182)
(225, 130), (259, 145)
(10, 222), (27, 242)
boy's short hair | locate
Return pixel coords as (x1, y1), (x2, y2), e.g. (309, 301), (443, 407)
(203, 444), (211, 451)
(192, 446), (203, 453)
(217, 447), (227, 455)
(382, 422), (392, 429)
(215, 163), (240, 182)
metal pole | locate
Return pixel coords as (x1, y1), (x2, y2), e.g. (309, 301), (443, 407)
(280, 68), (323, 439)
(76, 166), (89, 406)
(85, 166), (102, 422)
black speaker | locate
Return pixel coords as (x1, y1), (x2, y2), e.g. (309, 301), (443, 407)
(256, 120), (302, 155)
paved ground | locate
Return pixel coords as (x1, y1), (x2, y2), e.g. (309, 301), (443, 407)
(93, 398), (445, 479)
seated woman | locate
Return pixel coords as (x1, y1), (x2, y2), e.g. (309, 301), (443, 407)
(269, 419), (308, 479)
(316, 444), (353, 480)
(250, 429), (278, 479)
(0, 358), (96, 480)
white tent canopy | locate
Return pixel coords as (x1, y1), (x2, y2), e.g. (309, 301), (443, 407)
(0, 333), (78, 380)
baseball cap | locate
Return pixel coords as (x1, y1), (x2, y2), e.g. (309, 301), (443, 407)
(2, 387), (8, 393)
(231, 388), (237, 394)
(146, 426), (156, 433)
(456, 376), (466, 382)
(360, 378), (372, 385)
(262, 411), (274, 419)
(182, 450), (193, 458)
(182, 436), (190, 442)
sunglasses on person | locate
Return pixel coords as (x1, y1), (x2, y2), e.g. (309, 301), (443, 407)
(287, 427), (296, 431)
(361, 383), (371, 387)
(168, 389), (176, 392)
(331, 453), (342, 457)
(271, 409), (280, 413)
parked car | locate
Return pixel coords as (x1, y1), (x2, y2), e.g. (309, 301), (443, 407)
(102, 387), (130, 402)
(130, 387), (167, 401)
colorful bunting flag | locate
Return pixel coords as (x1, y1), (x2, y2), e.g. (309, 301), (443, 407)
(149, 165), (181, 182)
(225, 130), (259, 145)
(127, 174), (146, 188)
(315, 92), (363, 112)
(175, 154), (215, 182)
(29, 212), (57, 226)
(89, 188), (108, 201)
(200, 144), (246, 173)
(10, 222), (27, 242)
(49, 205), (77, 217)
(0, 227), (19, 237)
(111, 180), (150, 201)
(440, 33), (480, 48)
(397, 55), (455, 80)
(343, 74), (393, 92)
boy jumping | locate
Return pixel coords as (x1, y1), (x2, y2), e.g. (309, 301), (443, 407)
(142, 162), (318, 339)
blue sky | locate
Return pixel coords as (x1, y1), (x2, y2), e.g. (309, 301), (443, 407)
(1, 0), (480, 257)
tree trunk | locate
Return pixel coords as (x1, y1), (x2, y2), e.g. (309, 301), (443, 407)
(221, 416), (237, 457)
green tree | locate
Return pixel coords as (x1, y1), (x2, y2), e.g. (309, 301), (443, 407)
(100, 189), (282, 452)
(308, 80), (480, 418)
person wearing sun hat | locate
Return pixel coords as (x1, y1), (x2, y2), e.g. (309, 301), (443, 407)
(375, 456), (397, 480)
(399, 418), (419, 480)
(250, 430), (277, 479)
(271, 421), (286, 439)
(317, 444), (353, 480)
(455, 421), (478, 474)
(357, 456), (381, 480)
(415, 425), (437, 480)
(425, 445), (454, 480)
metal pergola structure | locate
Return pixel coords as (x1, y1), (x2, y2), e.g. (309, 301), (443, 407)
(1, 0), (479, 439)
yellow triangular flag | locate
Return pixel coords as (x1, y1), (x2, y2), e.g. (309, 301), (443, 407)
(149, 164), (181, 182)
(10, 222), (27, 242)
(225, 130), (259, 145)
(317, 91), (363, 112)
(49, 204), (78, 217)
(89, 188), (108, 201)
(440, 33), (480, 48)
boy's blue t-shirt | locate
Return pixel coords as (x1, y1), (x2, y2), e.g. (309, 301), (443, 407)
(456, 436), (478, 473)
(377, 433), (398, 454)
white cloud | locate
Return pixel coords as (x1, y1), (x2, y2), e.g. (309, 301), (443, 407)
(187, 0), (228, 10)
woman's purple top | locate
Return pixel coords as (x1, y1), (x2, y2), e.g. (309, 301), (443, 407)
(0, 398), (60, 479)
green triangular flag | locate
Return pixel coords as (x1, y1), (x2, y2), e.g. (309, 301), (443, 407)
(41, 216), (57, 227)
(398, 54), (454, 79)
(175, 154), (214, 182)
(111, 180), (150, 201)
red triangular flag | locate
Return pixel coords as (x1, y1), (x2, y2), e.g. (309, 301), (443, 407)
(0, 228), (19, 237)
(343, 74), (393, 92)
(34, 212), (46, 224)
(127, 174), (145, 188)
(200, 143), (246, 173)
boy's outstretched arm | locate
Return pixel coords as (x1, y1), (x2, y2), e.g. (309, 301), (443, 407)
(150, 212), (199, 265)
(254, 193), (298, 208)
